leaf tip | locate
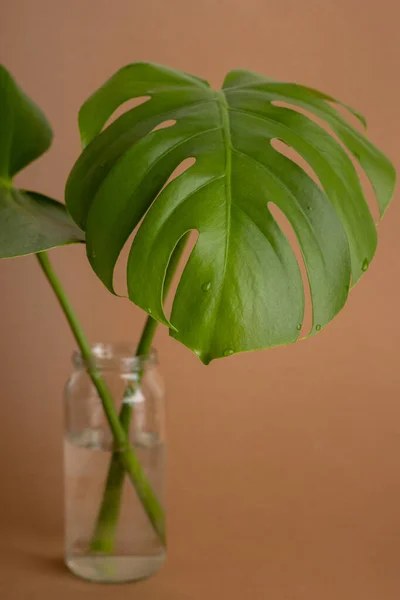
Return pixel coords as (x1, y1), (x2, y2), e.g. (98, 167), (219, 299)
(195, 349), (212, 365)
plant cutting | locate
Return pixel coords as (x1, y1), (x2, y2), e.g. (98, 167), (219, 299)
(0, 61), (395, 583)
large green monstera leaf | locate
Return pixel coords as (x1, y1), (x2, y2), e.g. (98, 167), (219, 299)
(66, 63), (395, 364)
(0, 65), (84, 258)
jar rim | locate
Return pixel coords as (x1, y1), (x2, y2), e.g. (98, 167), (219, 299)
(72, 342), (157, 371)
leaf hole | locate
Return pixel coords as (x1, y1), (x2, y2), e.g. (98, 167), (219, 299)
(268, 202), (312, 337)
(151, 119), (177, 132)
(103, 96), (151, 129)
(348, 153), (380, 223)
(113, 229), (136, 297)
(162, 230), (199, 322)
(272, 99), (364, 131)
(159, 157), (197, 192)
(326, 100), (365, 130)
(271, 138), (322, 188)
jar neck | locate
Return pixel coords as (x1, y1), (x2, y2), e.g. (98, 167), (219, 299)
(72, 342), (157, 373)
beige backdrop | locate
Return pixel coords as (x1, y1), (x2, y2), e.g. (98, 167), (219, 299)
(1, 1), (400, 598)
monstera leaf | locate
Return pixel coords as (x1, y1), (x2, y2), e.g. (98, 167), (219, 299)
(0, 65), (84, 258)
(66, 63), (395, 364)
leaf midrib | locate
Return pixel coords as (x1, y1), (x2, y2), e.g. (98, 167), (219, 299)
(202, 90), (232, 358)
(217, 90), (232, 269)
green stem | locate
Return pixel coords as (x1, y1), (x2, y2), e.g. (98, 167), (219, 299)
(88, 317), (155, 553)
(89, 233), (190, 553)
(36, 251), (166, 545)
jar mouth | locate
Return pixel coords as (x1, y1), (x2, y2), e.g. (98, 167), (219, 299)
(72, 342), (157, 371)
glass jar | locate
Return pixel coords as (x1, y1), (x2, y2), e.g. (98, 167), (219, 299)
(64, 343), (166, 583)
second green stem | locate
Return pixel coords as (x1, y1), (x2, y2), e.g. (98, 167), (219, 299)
(89, 234), (189, 552)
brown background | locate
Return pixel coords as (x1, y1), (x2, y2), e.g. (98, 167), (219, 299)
(1, 1), (400, 598)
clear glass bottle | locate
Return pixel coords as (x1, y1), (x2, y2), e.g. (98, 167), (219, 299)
(64, 343), (165, 583)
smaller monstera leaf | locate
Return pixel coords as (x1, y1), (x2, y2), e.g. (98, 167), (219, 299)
(0, 65), (84, 258)
(66, 63), (395, 364)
